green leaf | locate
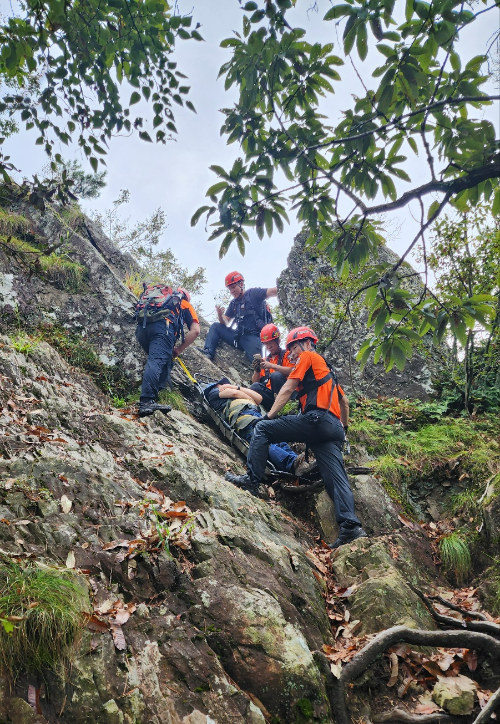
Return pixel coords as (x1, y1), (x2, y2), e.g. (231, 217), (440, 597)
(90, 156), (98, 172)
(139, 131), (153, 142)
(206, 181), (228, 197)
(427, 200), (440, 220)
(391, 344), (407, 372)
(191, 205), (211, 226)
(356, 343), (373, 369)
(492, 187), (500, 217)
(356, 22), (368, 61)
(324, 4), (353, 21)
(129, 92), (141, 105)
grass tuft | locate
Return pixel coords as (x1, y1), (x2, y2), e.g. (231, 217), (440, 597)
(124, 269), (143, 298)
(158, 387), (188, 413)
(0, 562), (91, 678)
(1, 235), (87, 292)
(438, 533), (472, 583)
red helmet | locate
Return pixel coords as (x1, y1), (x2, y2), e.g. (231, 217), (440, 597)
(225, 271), (244, 287)
(260, 323), (280, 343)
(177, 287), (190, 302)
(286, 326), (318, 349)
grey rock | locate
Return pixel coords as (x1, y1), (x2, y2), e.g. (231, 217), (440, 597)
(432, 674), (477, 715)
(278, 232), (443, 399)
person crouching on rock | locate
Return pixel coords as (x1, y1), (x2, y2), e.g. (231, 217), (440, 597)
(250, 323), (294, 412)
(201, 272), (277, 363)
(135, 284), (200, 417)
(204, 378), (312, 492)
(225, 327), (367, 548)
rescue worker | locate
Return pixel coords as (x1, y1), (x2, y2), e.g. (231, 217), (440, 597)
(136, 286), (200, 417)
(205, 378), (311, 487)
(250, 323), (293, 412)
(225, 326), (367, 549)
(202, 272), (277, 362)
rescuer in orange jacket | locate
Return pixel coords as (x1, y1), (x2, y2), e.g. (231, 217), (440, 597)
(249, 323), (294, 412)
(226, 326), (367, 549)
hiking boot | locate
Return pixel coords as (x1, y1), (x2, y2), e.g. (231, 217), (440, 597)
(138, 403), (172, 418)
(201, 349), (214, 361)
(225, 472), (259, 497)
(293, 453), (317, 478)
(329, 526), (367, 550)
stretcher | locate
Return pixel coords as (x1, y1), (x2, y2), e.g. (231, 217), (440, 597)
(176, 358), (370, 492)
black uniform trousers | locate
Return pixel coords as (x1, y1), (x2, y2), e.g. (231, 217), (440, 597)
(246, 411), (361, 529)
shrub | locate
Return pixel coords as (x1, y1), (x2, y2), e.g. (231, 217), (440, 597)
(0, 562), (91, 678)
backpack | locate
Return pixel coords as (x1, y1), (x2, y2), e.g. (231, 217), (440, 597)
(135, 283), (185, 341)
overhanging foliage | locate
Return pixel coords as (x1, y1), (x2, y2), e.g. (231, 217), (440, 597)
(193, 0), (500, 371)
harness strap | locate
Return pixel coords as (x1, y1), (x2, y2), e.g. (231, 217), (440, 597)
(296, 371), (334, 398)
(261, 348), (285, 385)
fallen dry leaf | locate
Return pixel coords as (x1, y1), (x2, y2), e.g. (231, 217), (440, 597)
(387, 652), (399, 687)
(60, 495), (72, 514)
(330, 662), (342, 678)
(65, 551), (76, 569)
(85, 615), (109, 633)
(110, 624), (127, 650)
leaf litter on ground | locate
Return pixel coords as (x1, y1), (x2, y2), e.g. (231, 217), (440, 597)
(308, 543), (498, 717)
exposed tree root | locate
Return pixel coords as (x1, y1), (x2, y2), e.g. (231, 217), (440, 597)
(411, 587), (500, 638)
(427, 595), (489, 622)
(325, 626), (500, 724)
(473, 685), (500, 724)
(374, 709), (458, 723)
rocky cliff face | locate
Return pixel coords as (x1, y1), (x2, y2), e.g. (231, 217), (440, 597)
(0, 203), (497, 724)
(278, 233), (441, 400)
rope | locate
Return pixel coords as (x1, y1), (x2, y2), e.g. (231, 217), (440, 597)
(175, 356), (198, 385)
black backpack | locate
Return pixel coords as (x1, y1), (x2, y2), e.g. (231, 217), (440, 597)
(135, 283), (185, 342)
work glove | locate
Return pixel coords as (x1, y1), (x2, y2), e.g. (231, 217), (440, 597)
(252, 354), (263, 371)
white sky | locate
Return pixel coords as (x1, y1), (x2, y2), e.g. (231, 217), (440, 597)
(2, 0), (499, 319)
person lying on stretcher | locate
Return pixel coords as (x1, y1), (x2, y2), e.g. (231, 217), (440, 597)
(204, 377), (313, 479)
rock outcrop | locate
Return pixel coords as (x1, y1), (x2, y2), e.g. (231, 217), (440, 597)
(0, 202), (480, 724)
(278, 233), (441, 399)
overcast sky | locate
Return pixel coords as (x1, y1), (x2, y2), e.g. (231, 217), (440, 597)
(2, 0), (499, 319)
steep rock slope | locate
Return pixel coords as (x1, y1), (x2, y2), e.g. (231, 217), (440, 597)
(2, 202), (489, 724)
(0, 335), (333, 723)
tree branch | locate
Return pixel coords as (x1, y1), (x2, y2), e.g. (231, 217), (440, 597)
(312, 96), (500, 152)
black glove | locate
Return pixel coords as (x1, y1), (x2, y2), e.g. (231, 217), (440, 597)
(252, 354), (263, 371)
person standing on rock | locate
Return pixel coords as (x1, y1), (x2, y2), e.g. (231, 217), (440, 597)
(250, 323), (294, 412)
(135, 285), (200, 417)
(226, 326), (367, 549)
(202, 272), (277, 363)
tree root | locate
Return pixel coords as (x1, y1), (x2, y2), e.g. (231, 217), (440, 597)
(427, 595), (489, 622)
(410, 587), (500, 638)
(374, 709), (458, 723)
(473, 684), (500, 724)
(327, 625), (500, 724)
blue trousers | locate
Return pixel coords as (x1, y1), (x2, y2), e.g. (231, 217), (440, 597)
(240, 422), (296, 474)
(135, 319), (175, 404)
(204, 323), (262, 362)
(247, 412), (361, 529)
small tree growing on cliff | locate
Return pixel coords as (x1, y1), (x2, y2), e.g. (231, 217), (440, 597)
(193, 0), (499, 372)
(90, 190), (207, 297)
